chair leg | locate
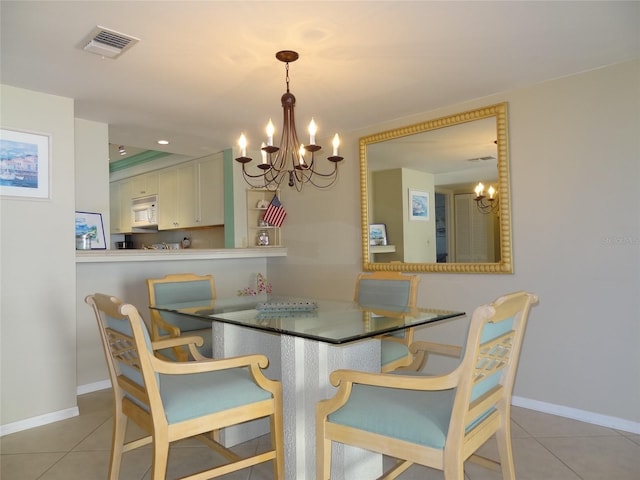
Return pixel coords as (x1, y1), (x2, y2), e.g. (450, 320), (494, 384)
(151, 433), (170, 480)
(316, 424), (332, 480)
(108, 410), (127, 480)
(495, 416), (516, 480)
(443, 454), (465, 480)
(271, 412), (285, 479)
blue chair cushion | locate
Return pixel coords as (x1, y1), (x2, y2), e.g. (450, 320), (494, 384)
(328, 384), (455, 449)
(158, 367), (273, 424)
(380, 339), (410, 366)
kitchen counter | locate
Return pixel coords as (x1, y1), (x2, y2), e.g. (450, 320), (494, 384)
(75, 247), (287, 263)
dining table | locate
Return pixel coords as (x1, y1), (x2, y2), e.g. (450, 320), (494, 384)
(151, 295), (464, 480)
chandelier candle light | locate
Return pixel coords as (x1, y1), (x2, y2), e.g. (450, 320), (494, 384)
(235, 50), (344, 191)
(474, 181), (499, 214)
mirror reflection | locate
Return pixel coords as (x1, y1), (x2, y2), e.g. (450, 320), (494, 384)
(360, 103), (513, 273)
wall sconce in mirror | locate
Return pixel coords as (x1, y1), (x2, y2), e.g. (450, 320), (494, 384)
(474, 182), (499, 214)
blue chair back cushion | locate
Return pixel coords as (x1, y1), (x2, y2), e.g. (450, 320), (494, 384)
(154, 280), (214, 332)
(380, 340), (410, 365)
(357, 279), (411, 312)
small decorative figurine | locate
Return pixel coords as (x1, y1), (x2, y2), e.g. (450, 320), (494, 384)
(258, 230), (269, 246)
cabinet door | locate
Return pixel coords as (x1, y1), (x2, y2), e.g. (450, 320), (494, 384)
(158, 163), (196, 229)
(177, 162), (197, 227)
(144, 172), (159, 196)
(132, 172), (159, 197)
(118, 180), (133, 233)
(196, 155), (224, 226)
(109, 182), (121, 234)
(158, 169), (178, 229)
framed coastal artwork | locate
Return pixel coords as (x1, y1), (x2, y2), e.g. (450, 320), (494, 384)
(0, 128), (51, 199)
(75, 211), (107, 250)
(369, 223), (388, 246)
(409, 189), (429, 221)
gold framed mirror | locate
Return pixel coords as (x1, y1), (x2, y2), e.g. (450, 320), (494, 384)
(360, 103), (513, 273)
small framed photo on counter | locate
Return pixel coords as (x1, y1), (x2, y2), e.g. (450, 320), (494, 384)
(75, 211), (106, 250)
(369, 223), (388, 246)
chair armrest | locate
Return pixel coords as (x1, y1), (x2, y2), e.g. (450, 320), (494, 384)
(152, 335), (204, 350)
(399, 341), (462, 372)
(151, 353), (270, 375)
(149, 310), (181, 339)
(318, 368), (461, 421)
(409, 341), (462, 358)
(329, 368), (459, 392)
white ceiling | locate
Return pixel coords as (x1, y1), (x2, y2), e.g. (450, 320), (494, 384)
(1, 1), (638, 163)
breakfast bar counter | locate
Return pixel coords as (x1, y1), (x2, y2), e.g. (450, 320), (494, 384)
(75, 247), (287, 263)
(75, 247), (286, 391)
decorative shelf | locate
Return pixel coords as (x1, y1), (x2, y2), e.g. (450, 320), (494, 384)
(371, 245), (396, 254)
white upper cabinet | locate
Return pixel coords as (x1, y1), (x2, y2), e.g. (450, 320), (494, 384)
(195, 154), (224, 226)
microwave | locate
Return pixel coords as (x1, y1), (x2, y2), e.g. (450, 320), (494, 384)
(131, 194), (158, 228)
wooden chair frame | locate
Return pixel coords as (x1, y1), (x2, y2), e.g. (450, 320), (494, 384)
(147, 273), (216, 361)
(86, 293), (284, 480)
(354, 271), (421, 372)
(317, 291), (538, 480)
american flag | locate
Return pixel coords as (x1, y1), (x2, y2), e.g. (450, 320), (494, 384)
(263, 194), (287, 227)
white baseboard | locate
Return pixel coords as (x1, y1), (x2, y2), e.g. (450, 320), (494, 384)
(0, 406), (79, 437)
(76, 379), (111, 395)
(512, 395), (640, 435)
(0, 380), (112, 437)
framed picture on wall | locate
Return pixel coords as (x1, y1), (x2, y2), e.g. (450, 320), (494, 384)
(0, 128), (51, 199)
(369, 223), (388, 246)
(75, 211), (107, 250)
(409, 189), (429, 221)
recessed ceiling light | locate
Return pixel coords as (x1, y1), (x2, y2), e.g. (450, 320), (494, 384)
(157, 139), (169, 145)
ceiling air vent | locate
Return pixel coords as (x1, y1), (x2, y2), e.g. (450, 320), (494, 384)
(82, 26), (139, 59)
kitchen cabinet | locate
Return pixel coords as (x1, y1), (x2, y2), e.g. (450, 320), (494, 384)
(195, 154), (224, 226)
(131, 171), (158, 198)
(109, 179), (133, 233)
(111, 153), (224, 232)
(158, 162), (196, 229)
(246, 189), (282, 247)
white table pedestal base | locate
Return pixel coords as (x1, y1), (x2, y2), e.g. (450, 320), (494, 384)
(213, 324), (382, 480)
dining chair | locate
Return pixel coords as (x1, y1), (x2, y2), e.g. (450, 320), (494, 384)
(86, 293), (284, 480)
(147, 273), (216, 361)
(317, 291), (538, 480)
(354, 271), (420, 372)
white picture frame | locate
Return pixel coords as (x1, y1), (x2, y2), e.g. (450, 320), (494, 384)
(409, 189), (429, 221)
(0, 127), (51, 199)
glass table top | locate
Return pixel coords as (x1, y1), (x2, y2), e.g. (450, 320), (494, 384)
(151, 296), (465, 345)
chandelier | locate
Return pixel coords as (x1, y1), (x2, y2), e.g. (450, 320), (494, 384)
(235, 50), (343, 191)
(474, 182), (499, 214)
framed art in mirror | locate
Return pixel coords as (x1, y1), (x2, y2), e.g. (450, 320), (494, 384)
(360, 102), (513, 274)
(369, 223), (388, 246)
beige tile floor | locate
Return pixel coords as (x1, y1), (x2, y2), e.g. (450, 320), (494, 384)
(1, 389), (639, 479)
